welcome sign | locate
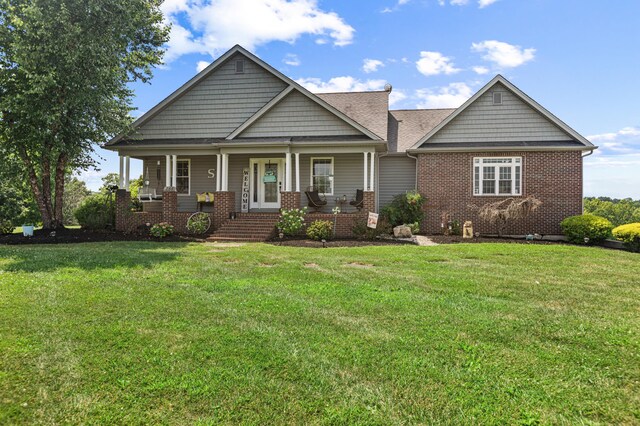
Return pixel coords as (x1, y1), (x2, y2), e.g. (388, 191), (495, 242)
(241, 168), (250, 213)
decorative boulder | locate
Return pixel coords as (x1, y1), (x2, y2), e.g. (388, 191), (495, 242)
(393, 225), (413, 238)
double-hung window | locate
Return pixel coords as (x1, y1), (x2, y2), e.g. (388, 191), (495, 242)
(310, 157), (334, 195)
(176, 159), (190, 195)
(473, 157), (521, 196)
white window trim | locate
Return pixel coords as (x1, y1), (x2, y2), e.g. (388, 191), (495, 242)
(473, 157), (522, 197)
(176, 158), (191, 196)
(310, 157), (334, 196)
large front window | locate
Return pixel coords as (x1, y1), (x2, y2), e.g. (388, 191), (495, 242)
(176, 159), (190, 195)
(473, 157), (521, 196)
(311, 157), (334, 195)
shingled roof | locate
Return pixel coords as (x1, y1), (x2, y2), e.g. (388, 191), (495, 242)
(388, 109), (455, 152)
(316, 91), (389, 140)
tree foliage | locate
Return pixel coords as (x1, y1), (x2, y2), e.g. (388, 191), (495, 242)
(0, 0), (169, 228)
(583, 197), (640, 227)
(62, 176), (91, 225)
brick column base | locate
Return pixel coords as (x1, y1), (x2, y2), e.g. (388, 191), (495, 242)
(280, 191), (301, 210)
(363, 191), (375, 212)
(162, 190), (178, 224)
(115, 189), (130, 231)
(213, 191), (235, 229)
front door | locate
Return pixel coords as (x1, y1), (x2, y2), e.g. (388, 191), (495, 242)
(250, 159), (283, 209)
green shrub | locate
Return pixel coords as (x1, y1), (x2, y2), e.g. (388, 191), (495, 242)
(277, 207), (307, 236)
(408, 221), (420, 235)
(352, 216), (393, 240)
(560, 214), (613, 244)
(306, 220), (333, 241)
(0, 219), (14, 234)
(186, 212), (211, 234)
(612, 223), (640, 252)
(381, 191), (425, 228)
(150, 222), (175, 238)
(74, 194), (115, 230)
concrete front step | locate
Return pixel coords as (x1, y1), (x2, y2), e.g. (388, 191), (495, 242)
(206, 236), (266, 242)
(209, 213), (279, 242)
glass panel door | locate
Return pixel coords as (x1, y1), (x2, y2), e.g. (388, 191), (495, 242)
(263, 162), (279, 204)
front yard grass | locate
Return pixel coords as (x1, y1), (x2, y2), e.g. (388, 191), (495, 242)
(0, 242), (638, 424)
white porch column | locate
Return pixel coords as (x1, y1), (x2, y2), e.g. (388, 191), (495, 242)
(295, 153), (300, 192)
(171, 155), (177, 188)
(216, 154), (221, 192)
(285, 152), (292, 192)
(369, 152), (375, 191)
(165, 155), (171, 188)
(124, 156), (130, 191)
(363, 152), (368, 191)
(119, 155), (125, 188)
(221, 153), (229, 191)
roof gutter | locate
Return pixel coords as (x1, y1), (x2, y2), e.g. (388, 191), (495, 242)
(407, 145), (598, 154)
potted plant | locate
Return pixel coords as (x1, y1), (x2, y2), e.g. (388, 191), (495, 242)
(22, 223), (35, 237)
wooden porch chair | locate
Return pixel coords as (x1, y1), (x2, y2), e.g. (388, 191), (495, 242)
(349, 189), (364, 211)
(304, 186), (327, 212)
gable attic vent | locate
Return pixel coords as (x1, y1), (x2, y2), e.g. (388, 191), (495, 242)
(235, 59), (245, 74)
(492, 91), (503, 105)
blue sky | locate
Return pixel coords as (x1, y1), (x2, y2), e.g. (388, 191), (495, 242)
(91, 0), (640, 198)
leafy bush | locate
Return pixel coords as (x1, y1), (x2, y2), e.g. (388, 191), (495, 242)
(186, 212), (211, 234)
(0, 220), (14, 234)
(306, 220), (333, 241)
(560, 214), (613, 244)
(74, 194), (115, 230)
(150, 222), (175, 238)
(352, 216), (393, 240)
(381, 191), (425, 228)
(277, 208), (307, 236)
(450, 220), (462, 236)
(612, 223), (640, 252)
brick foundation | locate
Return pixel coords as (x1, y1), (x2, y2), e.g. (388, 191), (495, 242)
(115, 189), (163, 233)
(417, 151), (583, 235)
(212, 192), (235, 230)
(280, 191), (301, 211)
(363, 191), (376, 212)
(304, 213), (368, 238)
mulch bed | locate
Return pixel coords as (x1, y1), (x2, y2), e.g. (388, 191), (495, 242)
(0, 228), (206, 245)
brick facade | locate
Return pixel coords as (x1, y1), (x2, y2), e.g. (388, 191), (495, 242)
(115, 189), (163, 233)
(304, 213), (368, 238)
(363, 191), (375, 212)
(417, 151), (583, 235)
(212, 191), (235, 229)
(280, 191), (301, 210)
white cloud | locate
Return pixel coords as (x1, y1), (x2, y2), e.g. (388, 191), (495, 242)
(382, 0), (411, 13)
(471, 40), (536, 68)
(416, 51), (460, 76)
(161, 0), (355, 63)
(283, 53), (301, 66)
(472, 65), (490, 75)
(450, 0), (469, 5)
(196, 60), (210, 72)
(479, 0), (499, 7)
(296, 76), (387, 93)
(415, 82), (473, 108)
(587, 126), (640, 154)
(363, 59), (385, 73)
(389, 89), (408, 106)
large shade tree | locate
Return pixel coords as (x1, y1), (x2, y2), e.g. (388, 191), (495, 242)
(0, 0), (169, 229)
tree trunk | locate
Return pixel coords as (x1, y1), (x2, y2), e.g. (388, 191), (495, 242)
(18, 146), (53, 228)
(53, 152), (67, 228)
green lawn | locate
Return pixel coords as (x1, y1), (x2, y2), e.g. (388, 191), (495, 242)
(0, 242), (638, 424)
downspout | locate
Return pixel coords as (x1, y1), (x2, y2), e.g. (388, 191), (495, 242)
(377, 150), (389, 212)
(406, 151), (419, 190)
(580, 149), (595, 213)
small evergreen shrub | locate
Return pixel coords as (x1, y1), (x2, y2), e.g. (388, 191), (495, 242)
(277, 208), (307, 236)
(74, 194), (115, 230)
(306, 220), (333, 241)
(612, 223), (640, 252)
(150, 222), (175, 238)
(381, 191), (425, 228)
(560, 214), (613, 244)
(0, 220), (14, 234)
(408, 221), (420, 235)
(352, 216), (393, 240)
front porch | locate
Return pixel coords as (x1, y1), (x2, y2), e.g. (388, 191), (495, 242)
(114, 147), (378, 237)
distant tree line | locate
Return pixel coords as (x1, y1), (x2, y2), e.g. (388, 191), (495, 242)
(584, 197), (640, 227)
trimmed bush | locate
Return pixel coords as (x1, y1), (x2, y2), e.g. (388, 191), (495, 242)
(74, 194), (115, 230)
(306, 220), (333, 241)
(560, 214), (613, 244)
(150, 222), (175, 238)
(381, 191), (425, 228)
(0, 219), (14, 234)
(612, 223), (640, 252)
(277, 208), (307, 236)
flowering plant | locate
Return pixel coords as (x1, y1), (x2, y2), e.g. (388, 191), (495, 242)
(277, 207), (307, 236)
(150, 222), (175, 238)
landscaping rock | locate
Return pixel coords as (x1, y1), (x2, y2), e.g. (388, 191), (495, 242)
(393, 225), (412, 238)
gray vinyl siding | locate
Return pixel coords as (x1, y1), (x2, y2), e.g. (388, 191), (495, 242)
(239, 90), (364, 138)
(378, 156), (416, 208)
(428, 82), (572, 144)
(137, 53), (287, 139)
(142, 156), (218, 212)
